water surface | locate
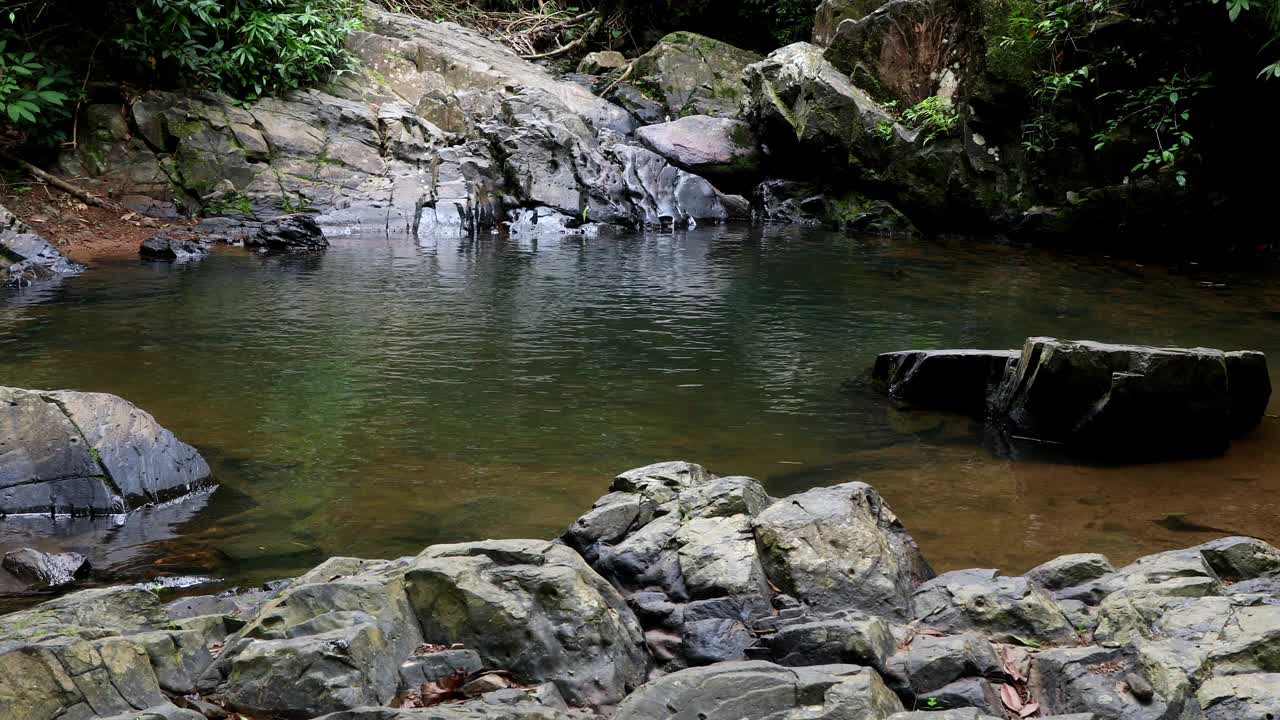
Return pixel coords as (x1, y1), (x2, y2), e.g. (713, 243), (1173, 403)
(3, 226), (1279, 591)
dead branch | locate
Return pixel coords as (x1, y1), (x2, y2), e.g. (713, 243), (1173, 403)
(0, 149), (125, 212)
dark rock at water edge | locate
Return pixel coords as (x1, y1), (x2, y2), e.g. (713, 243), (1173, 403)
(1, 202), (84, 286)
(872, 337), (1271, 459)
(0, 385), (214, 515)
(2, 548), (89, 589)
(247, 214), (328, 251)
(140, 234), (210, 261)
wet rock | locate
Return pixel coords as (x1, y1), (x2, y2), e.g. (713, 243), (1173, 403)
(753, 481), (933, 618)
(610, 145), (747, 228)
(246, 214), (327, 251)
(612, 32), (760, 120)
(0, 386), (213, 515)
(912, 569), (1077, 645)
(614, 660), (904, 720)
(1, 202), (84, 286)
(1025, 553), (1116, 592)
(2, 548), (89, 588)
(990, 338), (1271, 458)
(635, 116), (759, 180)
(402, 539), (649, 708)
(872, 349), (1019, 415)
(577, 51), (627, 74)
(139, 235), (209, 261)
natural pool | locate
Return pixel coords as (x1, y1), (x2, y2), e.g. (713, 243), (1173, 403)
(3, 225), (1279, 593)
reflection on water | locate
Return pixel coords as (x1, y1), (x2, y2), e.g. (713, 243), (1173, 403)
(2, 225), (1278, 590)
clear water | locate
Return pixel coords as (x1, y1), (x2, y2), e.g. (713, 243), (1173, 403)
(3, 226), (1279, 593)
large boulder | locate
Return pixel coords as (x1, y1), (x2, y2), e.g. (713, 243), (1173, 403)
(613, 660), (904, 720)
(2, 548), (90, 589)
(635, 115), (759, 181)
(245, 214), (328, 251)
(1, 202), (83, 286)
(752, 481), (933, 619)
(872, 349), (1018, 415)
(610, 32), (761, 121)
(610, 146), (749, 227)
(813, 0), (892, 47)
(402, 539), (649, 709)
(0, 386), (213, 515)
(990, 338), (1272, 458)
(139, 234), (209, 261)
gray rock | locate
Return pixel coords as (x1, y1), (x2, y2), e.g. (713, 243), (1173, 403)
(767, 617), (896, 669)
(610, 145), (745, 228)
(2, 548), (89, 588)
(577, 51), (627, 74)
(681, 617), (754, 665)
(139, 235), (209, 261)
(872, 349), (1019, 416)
(989, 338), (1271, 458)
(912, 569), (1077, 645)
(635, 116), (759, 179)
(1026, 553), (1116, 592)
(612, 32), (760, 120)
(402, 539), (649, 708)
(1197, 674), (1280, 720)
(614, 660), (904, 720)
(1, 202), (84, 286)
(883, 633), (1003, 695)
(915, 678), (1004, 715)
(813, 0), (891, 47)
(313, 703), (589, 719)
(399, 649), (483, 688)
(753, 481), (933, 618)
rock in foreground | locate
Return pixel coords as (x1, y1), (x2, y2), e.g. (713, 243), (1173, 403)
(873, 337), (1272, 459)
(3, 461), (1279, 720)
(0, 386), (213, 514)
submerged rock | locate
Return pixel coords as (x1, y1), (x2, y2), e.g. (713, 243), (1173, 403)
(0, 386), (213, 515)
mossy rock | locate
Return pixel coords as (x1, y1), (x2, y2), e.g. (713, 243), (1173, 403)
(623, 32), (762, 119)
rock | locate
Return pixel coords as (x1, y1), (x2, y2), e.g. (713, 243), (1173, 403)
(1, 548), (89, 588)
(1, 202), (84, 286)
(766, 617), (896, 669)
(872, 349), (1019, 415)
(823, 0), (975, 108)
(398, 649), (483, 688)
(314, 703), (588, 719)
(883, 633), (1003, 696)
(915, 677), (1004, 715)
(217, 557), (422, 714)
(139, 235), (209, 261)
(1197, 674), (1280, 720)
(912, 569), (1077, 645)
(814, 0), (891, 47)
(990, 338), (1272, 458)
(614, 660), (904, 720)
(1224, 351), (1272, 436)
(610, 145), (746, 228)
(1029, 645), (1188, 720)
(888, 711), (1001, 720)
(613, 32), (761, 120)
(635, 116), (759, 180)
(402, 539), (649, 708)
(463, 673), (512, 697)
(752, 481), (933, 618)
(578, 51), (627, 74)
(246, 214), (327, 251)
(1025, 553), (1116, 592)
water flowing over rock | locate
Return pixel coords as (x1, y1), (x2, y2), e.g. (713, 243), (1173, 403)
(1, 202), (84, 286)
(0, 386), (213, 515)
(871, 338), (1271, 459)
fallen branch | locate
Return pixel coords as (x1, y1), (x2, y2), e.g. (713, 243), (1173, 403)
(0, 149), (124, 212)
(521, 15), (601, 60)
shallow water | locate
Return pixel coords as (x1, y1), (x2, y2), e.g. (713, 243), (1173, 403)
(3, 225), (1280, 593)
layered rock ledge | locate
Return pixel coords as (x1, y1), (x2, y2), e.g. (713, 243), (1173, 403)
(3, 460), (1279, 720)
(874, 338), (1272, 459)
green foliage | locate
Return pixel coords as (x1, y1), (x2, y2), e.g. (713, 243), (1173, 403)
(901, 96), (959, 145)
(1210, 0), (1280, 76)
(1093, 73), (1209, 186)
(116, 0), (364, 100)
(0, 36), (72, 127)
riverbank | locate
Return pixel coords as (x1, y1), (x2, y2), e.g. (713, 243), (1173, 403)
(0, 185), (194, 262)
(3, 460), (1278, 719)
